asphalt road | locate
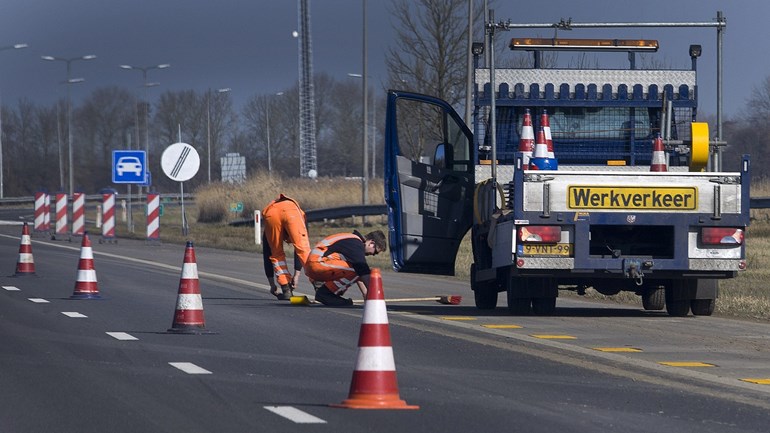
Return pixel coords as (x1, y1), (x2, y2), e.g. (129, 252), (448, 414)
(1, 221), (770, 432)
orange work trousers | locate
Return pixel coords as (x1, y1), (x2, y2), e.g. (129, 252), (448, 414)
(304, 233), (361, 294)
(262, 197), (310, 286)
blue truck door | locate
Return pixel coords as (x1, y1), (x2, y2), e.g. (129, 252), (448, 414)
(384, 90), (475, 276)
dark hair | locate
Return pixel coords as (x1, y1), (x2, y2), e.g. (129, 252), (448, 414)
(365, 230), (387, 253)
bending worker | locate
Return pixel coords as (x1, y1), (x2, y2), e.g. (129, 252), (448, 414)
(261, 194), (311, 300)
(304, 230), (387, 306)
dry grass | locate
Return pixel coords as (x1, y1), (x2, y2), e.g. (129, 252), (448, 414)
(110, 176), (768, 320)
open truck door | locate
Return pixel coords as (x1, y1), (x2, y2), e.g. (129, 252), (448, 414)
(384, 90), (475, 275)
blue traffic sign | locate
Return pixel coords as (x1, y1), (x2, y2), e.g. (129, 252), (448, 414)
(112, 150), (147, 184)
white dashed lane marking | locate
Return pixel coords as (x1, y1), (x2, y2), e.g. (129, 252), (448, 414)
(61, 312), (88, 318)
(106, 332), (139, 341)
(168, 362), (212, 375)
(28, 298), (49, 303)
(264, 406), (327, 424)
(3, 286), (20, 291)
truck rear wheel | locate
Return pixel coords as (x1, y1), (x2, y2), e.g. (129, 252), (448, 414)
(642, 286), (665, 311)
(532, 297), (556, 316)
(507, 295), (531, 316)
(691, 299), (715, 316)
(665, 289), (691, 317)
(471, 264), (498, 310)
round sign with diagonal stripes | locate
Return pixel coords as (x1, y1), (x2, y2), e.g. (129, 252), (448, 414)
(161, 142), (200, 182)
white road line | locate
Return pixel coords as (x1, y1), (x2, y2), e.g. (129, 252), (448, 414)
(28, 298), (49, 303)
(263, 406), (327, 424)
(106, 332), (138, 341)
(168, 362), (212, 375)
(2, 286), (20, 291)
(61, 312), (88, 318)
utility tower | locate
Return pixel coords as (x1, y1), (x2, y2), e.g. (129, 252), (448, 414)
(298, 0), (317, 177)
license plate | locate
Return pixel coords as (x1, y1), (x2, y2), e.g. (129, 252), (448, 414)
(520, 243), (573, 257)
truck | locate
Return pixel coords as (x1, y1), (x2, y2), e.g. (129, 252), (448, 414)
(384, 14), (749, 317)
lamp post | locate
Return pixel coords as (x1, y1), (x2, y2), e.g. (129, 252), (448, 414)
(361, 0), (369, 205)
(119, 63), (170, 193)
(207, 87), (231, 183)
(41, 54), (96, 199)
(265, 91), (284, 177)
(0, 43), (27, 199)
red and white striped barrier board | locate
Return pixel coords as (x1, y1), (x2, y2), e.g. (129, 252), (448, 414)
(44, 194), (51, 231)
(34, 192), (49, 233)
(147, 193), (160, 241)
(72, 192), (85, 236)
(102, 193), (116, 239)
(54, 193), (68, 237)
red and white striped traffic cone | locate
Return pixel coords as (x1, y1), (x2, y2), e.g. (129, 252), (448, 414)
(14, 222), (36, 276)
(331, 268), (418, 410)
(529, 126), (557, 170)
(70, 232), (101, 299)
(650, 134), (668, 172)
(540, 109), (558, 167)
(518, 109), (535, 166)
(168, 241), (209, 333)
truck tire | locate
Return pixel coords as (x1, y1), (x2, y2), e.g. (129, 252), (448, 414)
(665, 297), (690, 317)
(642, 286), (665, 311)
(471, 264), (498, 310)
(507, 295), (531, 316)
(690, 299), (715, 316)
(532, 297), (556, 316)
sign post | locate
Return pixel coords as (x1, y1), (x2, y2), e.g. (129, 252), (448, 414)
(161, 142), (200, 236)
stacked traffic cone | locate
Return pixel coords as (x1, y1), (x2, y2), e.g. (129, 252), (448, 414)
(650, 134), (668, 172)
(13, 222), (36, 276)
(168, 241), (209, 334)
(70, 232), (101, 299)
(331, 268), (419, 410)
(518, 109), (535, 166)
(540, 109), (558, 168)
(529, 126), (557, 170)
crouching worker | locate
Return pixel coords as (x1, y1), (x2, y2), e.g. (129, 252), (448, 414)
(304, 230), (386, 306)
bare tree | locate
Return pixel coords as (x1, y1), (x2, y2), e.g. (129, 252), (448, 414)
(386, 0), (485, 105)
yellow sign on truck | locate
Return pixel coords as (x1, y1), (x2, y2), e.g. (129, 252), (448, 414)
(567, 186), (697, 210)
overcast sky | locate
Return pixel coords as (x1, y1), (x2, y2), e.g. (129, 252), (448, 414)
(0, 0), (765, 119)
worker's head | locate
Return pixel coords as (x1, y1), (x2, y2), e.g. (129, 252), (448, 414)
(364, 230), (387, 256)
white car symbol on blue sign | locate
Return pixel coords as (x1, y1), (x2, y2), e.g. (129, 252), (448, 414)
(112, 150), (147, 184)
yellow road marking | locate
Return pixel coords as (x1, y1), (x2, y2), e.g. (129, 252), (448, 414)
(592, 347), (642, 353)
(530, 334), (576, 340)
(440, 317), (477, 321)
(740, 378), (770, 385)
(482, 324), (523, 329)
(659, 362), (715, 368)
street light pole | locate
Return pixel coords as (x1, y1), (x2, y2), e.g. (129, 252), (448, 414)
(361, 0), (369, 206)
(0, 43), (27, 199)
(119, 63), (170, 193)
(207, 87), (231, 183)
(42, 53), (96, 199)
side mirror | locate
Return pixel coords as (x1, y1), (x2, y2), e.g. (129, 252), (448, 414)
(433, 143), (446, 168)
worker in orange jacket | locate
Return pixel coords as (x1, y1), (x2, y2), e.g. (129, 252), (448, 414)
(262, 194), (311, 300)
(304, 230), (386, 306)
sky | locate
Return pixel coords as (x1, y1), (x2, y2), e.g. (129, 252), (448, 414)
(0, 0), (766, 120)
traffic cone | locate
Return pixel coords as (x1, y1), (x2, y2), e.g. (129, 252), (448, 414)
(70, 232), (101, 299)
(331, 268), (419, 410)
(168, 241), (209, 334)
(13, 222), (36, 276)
(650, 134), (668, 172)
(540, 109), (558, 168)
(518, 109), (535, 166)
(529, 126), (557, 170)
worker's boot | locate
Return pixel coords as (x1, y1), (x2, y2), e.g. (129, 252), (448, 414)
(279, 284), (293, 300)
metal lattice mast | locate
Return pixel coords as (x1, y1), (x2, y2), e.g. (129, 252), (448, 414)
(298, 0), (317, 177)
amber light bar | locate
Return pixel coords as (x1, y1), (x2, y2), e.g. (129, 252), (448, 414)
(510, 38), (659, 52)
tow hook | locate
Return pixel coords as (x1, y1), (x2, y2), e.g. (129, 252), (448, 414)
(623, 259), (644, 286)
